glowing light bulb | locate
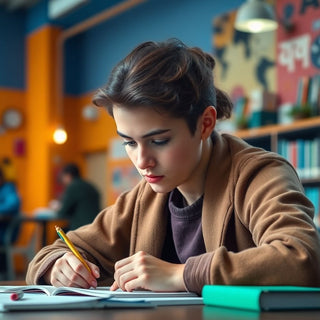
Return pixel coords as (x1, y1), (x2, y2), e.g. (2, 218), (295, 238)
(53, 127), (67, 144)
(247, 20), (264, 32)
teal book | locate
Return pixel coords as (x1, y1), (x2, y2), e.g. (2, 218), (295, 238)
(202, 285), (320, 312)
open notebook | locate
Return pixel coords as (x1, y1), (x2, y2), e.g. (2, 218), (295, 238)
(0, 285), (203, 311)
(0, 285), (199, 299)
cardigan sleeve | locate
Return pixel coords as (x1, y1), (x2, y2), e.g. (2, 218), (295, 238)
(26, 185), (140, 285)
(183, 155), (320, 295)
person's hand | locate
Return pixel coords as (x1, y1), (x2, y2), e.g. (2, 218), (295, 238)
(110, 251), (186, 292)
(44, 252), (100, 288)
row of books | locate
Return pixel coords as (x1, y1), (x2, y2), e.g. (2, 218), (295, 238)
(232, 90), (277, 129)
(305, 187), (320, 229)
(296, 74), (320, 116)
(278, 137), (320, 180)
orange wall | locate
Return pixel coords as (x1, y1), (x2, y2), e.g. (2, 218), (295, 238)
(25, 25), (63, 212)
(71, 93), (117, 154)
(1, 26), (117, 215)
(0, 88), (26, 207)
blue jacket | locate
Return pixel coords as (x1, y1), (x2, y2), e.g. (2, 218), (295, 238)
(0, 182), (21, 244)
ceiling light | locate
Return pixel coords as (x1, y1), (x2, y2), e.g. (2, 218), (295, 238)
(235, 0), (278, 33)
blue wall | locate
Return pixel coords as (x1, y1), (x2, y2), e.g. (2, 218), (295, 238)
(0, 9), (25, 89)
(64, 0), (243, 95)
(0, 0), (244, 92)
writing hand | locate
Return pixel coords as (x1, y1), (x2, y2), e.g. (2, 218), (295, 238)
(45, 252), (100, 288)
(110, 251), (186, 292)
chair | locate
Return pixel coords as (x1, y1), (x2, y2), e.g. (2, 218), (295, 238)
(0, 214), (39, 280)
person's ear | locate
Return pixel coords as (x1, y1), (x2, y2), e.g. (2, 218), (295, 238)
(200, 106), (217, 139)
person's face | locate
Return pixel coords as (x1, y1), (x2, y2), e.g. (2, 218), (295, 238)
(113, 105), (207, 195)
(61, 173), (72, 186)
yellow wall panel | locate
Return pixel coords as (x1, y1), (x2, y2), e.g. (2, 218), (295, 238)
(25, 25), (62, 212)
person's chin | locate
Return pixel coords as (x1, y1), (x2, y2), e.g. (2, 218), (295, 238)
(148, 182), (174, 194)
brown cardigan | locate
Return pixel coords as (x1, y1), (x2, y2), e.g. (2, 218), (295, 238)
(26, 132), (320, 295)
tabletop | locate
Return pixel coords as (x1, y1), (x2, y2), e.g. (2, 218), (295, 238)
(1, 282), (320, 319)
(1, 304), (320, 319)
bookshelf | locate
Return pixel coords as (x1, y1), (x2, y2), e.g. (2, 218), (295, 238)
(234, 116), (320, 152)
(233, 116), (320, 185)
(232, 116), (320, 228)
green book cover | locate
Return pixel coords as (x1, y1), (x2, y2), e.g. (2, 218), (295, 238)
(202, 285), (320, 312)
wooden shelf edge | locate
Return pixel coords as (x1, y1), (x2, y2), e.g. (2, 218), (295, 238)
(301, 177), (320, 185)
(233, 116), (320, 139)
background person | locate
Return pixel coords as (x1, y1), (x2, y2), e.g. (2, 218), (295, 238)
(56, 163), (101, 230)
(0, 167), (21, 277)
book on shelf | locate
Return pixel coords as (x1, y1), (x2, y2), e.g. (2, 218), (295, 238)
(296, 74), (320, 116)
(202, 285), (320, 312)
(308, 74), (320, 116)
(305, 187), (320, 228)
(278, 137), (320, 180)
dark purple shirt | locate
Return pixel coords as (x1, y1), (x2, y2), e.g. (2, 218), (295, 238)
(162, 188), (206, 264)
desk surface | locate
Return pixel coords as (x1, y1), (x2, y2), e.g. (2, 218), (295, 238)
(1, 282), (320, 320)
(1, 303), (320, 319)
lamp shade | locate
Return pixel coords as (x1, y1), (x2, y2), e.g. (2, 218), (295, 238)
(235, 0), (277, 33)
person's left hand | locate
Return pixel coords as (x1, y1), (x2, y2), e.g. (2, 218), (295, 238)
(110, 251), (186, 292)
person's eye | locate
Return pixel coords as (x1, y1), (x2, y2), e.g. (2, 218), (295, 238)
(152, 138), (170, 146)
(122, 140), (136, 147)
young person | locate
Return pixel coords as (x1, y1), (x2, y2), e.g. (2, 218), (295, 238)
(26, 39), (320, 295)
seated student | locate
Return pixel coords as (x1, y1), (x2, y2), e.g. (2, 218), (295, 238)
(26, 39), (320, 294)
(0, 167), (21, 276)
(56, 163), (101, 230)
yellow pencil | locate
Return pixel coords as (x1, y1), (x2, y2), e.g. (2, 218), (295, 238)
(55, 225), (92, 274)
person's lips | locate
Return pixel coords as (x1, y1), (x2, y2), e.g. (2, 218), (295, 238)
(144, 175), (164, 183)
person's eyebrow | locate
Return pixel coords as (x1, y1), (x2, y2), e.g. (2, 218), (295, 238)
(117, 129), (171, 139)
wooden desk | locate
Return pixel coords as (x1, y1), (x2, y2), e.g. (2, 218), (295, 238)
(1, 282), (320, 319)
(0, 304), (320, 319)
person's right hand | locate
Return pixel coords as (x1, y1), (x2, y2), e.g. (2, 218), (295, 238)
(44, 252), (100, 288)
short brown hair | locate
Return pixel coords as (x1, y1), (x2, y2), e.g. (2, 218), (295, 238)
(93, 39), (232, 134)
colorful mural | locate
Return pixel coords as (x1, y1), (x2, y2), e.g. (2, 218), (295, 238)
(213, 10), (276, 103)
(277, 0), (320, 105)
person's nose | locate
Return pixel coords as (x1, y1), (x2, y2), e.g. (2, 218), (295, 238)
(136, 145), (155, 170)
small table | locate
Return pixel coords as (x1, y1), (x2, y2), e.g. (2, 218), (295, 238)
(0, 214), (68, 247)
(20, 215), (68, 247)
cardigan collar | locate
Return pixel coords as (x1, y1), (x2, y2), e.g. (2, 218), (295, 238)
(202, 131), (233, 251)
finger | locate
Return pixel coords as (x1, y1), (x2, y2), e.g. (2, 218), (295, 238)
(122, 275), (147, 292)
(52, 267), (84, 288)
(110, 281), (119, 291)
(53, 257), (92, 288)
(114, 262), (135, 287)
(67, 256), (98, 288)
(116, 269), (139, 292)
(87, 261), (100, 279)
(114, 255), (134, 270)
(53, 277), (66, 288)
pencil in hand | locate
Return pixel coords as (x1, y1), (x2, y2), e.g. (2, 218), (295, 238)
(55, 225), (92, 274)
